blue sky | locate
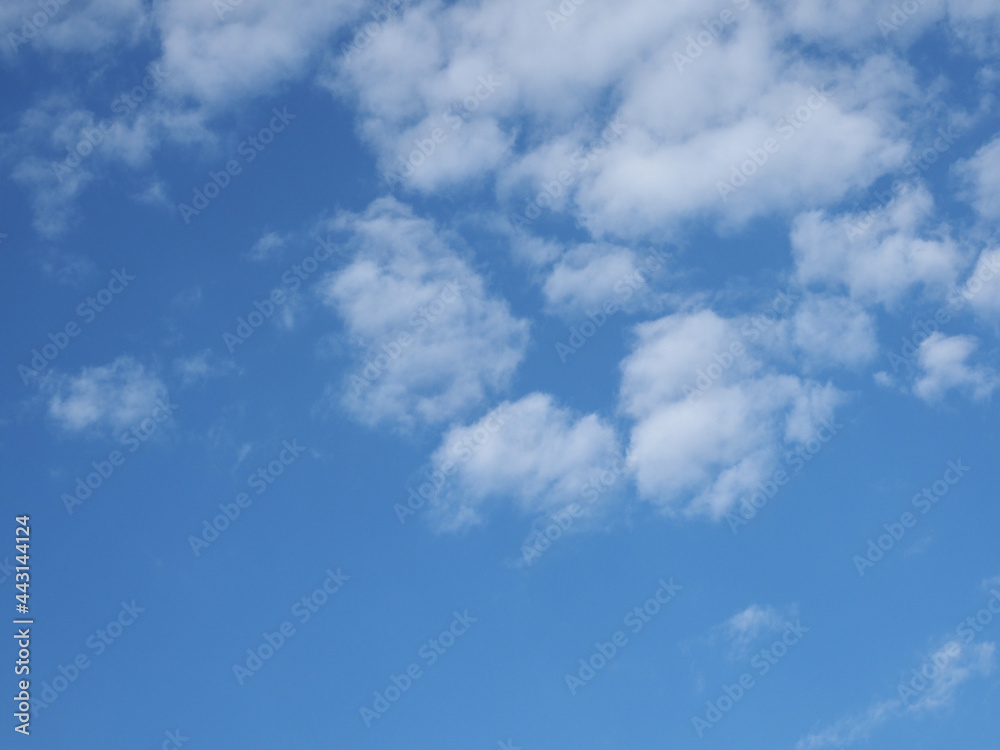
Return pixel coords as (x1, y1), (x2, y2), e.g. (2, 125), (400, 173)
(2, 0), (1000, 748)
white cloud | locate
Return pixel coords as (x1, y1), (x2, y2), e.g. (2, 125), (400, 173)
(173, 350), (238, 385)
(325, 0), (916, 236)
(42, 356), (169, 436)
(541, 244), (666, 318)
(0, 0), (148, 58)
(425, 393), (622, 532)
(152, 0), (364, 112)
(913, 332), (998, 402)
(792, 185), (964, 307)
(791, 295), (878, 369)
(619, 309), (844, 518)
(4, 96), (164, 237)
(956, 133), (1000, 221)
(717, 603), (793, 659)
(247, 231), (289, 262)
(797, 640), (995, 749)
(319, 197), (530, 429)
(961, 248), (1000, 318)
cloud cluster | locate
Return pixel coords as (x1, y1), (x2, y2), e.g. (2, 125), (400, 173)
(319, 198), (530, 429)
(619, 309), (843, 518)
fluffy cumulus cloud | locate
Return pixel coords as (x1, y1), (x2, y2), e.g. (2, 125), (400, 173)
(791, 294), (878, 370)
(913, 333), (998, 402)
(791, 185), (964, 307)
(319, 197), (530, 429)
(618, 309), (844, 519)
(541, 244), (667, 318)
(423, 393), (622, 532)
(42, 356), (170, 436)
(152, 0), (364, 111)
(325, 0), (917, 237)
